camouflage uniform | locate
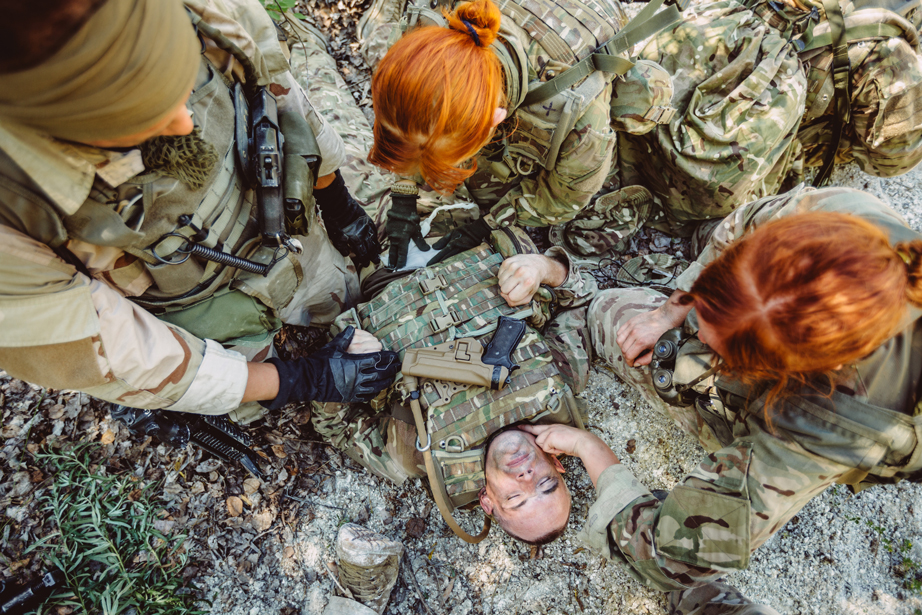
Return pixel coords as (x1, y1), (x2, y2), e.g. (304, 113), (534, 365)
(0, 0), (360, 422)
(616, 0), (922, 237)
(351, 0), (676, 231)
(581, 186), (922, 610)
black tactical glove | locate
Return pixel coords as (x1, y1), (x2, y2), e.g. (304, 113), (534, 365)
(315, 170), (381, 269)
(427, 218), (493, 265)
(260, 326), (400, 410)
(386, 188), (430, 269)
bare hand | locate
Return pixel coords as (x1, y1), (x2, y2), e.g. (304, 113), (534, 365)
(498, 254), (567, 307)
(616, 290), (693, 367)
(518, 423), (587, 457)
(345, 329), (383, 354)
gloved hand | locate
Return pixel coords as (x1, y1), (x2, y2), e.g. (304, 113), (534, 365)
(386, 191), (430, 269)
(315, 170), (381, 269)
(259, 327), (400, 410)
(426, 218), (493, 265)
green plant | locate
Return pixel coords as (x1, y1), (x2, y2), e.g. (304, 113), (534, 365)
(259, 0), (306, 20)
(26, 444), (206, 615)
(845, 515), (922, 595)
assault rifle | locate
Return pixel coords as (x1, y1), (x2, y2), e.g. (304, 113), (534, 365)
(401, 315), (527, 544)
(111, 405), (265, 478)
(0, 571), (61, 614)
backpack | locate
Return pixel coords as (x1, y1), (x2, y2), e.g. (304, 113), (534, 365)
(785, 0), (922, 184)
(333, 228), (587, 542)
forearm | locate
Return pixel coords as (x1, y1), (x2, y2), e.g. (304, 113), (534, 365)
(574, 432), (620, 487)
(242, 361), (280, 404)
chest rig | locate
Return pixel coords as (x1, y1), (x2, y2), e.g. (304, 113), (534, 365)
(401, 0), (681, 182)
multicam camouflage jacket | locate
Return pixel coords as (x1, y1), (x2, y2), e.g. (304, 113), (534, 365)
(397, 0), (676, 229)
(619, 0), (922, 236)
(579, 186), (922, 591)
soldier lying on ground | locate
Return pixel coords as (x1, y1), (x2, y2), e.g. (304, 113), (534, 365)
(551, 185), (922, 615)
(0, 0), (399, 434)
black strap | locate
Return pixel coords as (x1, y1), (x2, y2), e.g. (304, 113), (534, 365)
(53, 244), (93, 279)
(813, 0), (851, 187)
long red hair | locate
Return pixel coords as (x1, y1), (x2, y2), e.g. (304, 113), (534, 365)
(686, 212), (922, 399)
(367, 0), (505, 193)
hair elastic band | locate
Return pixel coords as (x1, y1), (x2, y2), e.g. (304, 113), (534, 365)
(462, 19), (482, 46)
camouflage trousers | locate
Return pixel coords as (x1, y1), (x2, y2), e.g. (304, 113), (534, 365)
(588, 289), (778, 615)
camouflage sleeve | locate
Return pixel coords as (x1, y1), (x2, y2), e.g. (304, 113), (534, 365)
(577, 431), (851, 591)
(489, 96), (617, 228)
(0, 225), (248, 413)
(544, 246), (598, 308)
(847, 37), (922, 178)
(675, 185), (909, 291)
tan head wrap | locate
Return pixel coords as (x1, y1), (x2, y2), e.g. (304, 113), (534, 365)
(0, 0), (200, 143)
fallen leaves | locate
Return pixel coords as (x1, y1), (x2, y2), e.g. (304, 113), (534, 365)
(100, 429), (116, 445)
(251, 509), (274, 532)
(406, 517), (427, 539)
(243, 478), (261, 495)
(227, 496), (243, 517)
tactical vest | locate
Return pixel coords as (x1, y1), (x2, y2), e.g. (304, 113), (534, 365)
(334, 227), (586, 540)
(401, 0), (680, 180)
(747, 0), (922, 185)
(0, 13), (317, 348)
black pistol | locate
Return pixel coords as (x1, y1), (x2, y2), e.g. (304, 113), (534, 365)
(481, 315), (527, 389)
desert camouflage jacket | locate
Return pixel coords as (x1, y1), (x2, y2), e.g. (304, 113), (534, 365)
(579, 186), (922, 591)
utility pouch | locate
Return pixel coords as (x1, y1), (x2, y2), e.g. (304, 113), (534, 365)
(279, 109), (322, 237)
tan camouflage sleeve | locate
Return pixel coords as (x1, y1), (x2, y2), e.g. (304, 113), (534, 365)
(544, 246), (598, 308)
(577, 431), (851, 591)
(489, 96), (617, 228)
(0, 225), (248, 413)
(846, 37), (922, 178)
(674, 185), (909, 291)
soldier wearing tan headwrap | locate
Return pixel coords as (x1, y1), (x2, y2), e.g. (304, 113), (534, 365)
(0, 0), (392, 424)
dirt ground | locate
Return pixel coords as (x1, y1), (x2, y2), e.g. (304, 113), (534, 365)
(1, 1), (922, 615)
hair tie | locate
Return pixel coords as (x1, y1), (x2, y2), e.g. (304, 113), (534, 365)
(462, 19), (482, 47)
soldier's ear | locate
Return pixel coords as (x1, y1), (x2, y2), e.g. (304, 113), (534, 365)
(479, 487), (494, 515)
(491, 107), (507, 128)
(552, 455), (566, 474)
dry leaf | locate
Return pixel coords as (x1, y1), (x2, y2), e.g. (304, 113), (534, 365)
(271, 444), (288, 459)
(283, 546), (295, 559)
(8, 558), (30, 573)
(251, 509), (274, 532)
(100, 429), (116, 445)
(625, 438), (637, 454)
(240, 494), (253, 507)
(196, 459), (222, 473)
(294, 410), (311, 425)
(227, 496), (243, 517)
(29, 468), (43, 482)
(442, 576), (455, 600)
(243, 478), (261, 495)
(48, 404), (65, 420)
(128, 488), (143, 501)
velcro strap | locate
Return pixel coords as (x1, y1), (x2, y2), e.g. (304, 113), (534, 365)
(643, 105), (678, 124)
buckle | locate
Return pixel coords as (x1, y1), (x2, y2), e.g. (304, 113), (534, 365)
(430, 310), (462, 334)
(419, 273), (448, 295)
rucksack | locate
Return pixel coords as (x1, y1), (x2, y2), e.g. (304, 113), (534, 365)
(333, 228), (587, 542)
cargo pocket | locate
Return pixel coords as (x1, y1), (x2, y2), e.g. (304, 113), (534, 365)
(655, 442), (753, 572)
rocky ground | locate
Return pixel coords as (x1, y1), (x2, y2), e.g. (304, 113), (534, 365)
(2, 1), (922, 615)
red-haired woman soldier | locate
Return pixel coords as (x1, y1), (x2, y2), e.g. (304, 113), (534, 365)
(524, 185), (922, 613)
(363, 0), (677, 268)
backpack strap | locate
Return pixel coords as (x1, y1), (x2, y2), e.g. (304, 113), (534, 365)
(812, 0), (851, 187)
(521, 0), (682, 107)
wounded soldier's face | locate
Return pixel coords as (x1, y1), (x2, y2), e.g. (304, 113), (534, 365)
(479, 427), (571, 545)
